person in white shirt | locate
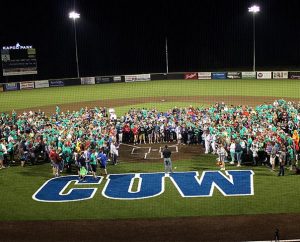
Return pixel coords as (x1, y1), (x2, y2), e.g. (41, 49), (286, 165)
(110, 140), (119, 165)
(229, 140), (236, 165)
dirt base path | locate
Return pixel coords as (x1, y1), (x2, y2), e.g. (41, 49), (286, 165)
(13, 95), (300, 115)
(1, 213), (300, 242)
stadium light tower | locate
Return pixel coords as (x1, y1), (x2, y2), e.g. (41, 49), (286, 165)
(69, 11), (80, 78)
(248, 5), (260, 72)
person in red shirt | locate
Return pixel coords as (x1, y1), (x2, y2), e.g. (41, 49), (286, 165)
(49, 147), (62, 177)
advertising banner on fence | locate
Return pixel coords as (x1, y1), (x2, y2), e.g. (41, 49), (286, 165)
(125, 74), (151, 82)
(167, 73), (184, 80)
(227, 72), (241, 79)
(34, 80), (49, 89)
(49, 80), (64, 87)
(4, 82), (20, 91)
(20, 81), (34, 90)
(113, 76), (122, 83)
(64, 78), (81, 86)
(95, 76), (113, 84)
(198, 72), (211, 79)
(211, 72), (226, 79)
(242, 72), (256, 79)
(184, 72), (198, 79)
(150, 73), (167, 80)
(81, 77), (95, 85)
(288, 72), (300, 79)
(272, 71), (288, 79)
(257, 72), (272, 79)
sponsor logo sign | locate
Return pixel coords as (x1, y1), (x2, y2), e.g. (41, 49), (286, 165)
(20, 81), (34, 90)
(34, 80), (49, 89)
(49, 80), (64, 87)
(272, 71), (288, 79)
(211, 72), (227, 79)
(33, 170), (254, 202)
(198, 72), (211, 79)
(288, 72), (300, 79)
(125, 74), (151, 82)
(113, 76), (122, 82)
(81, 77), (95, 85)
(227, 72), (241, 79)
(4, 83), (20, 91)
(184, 72), (198, 79)
(95, 76), (113, 84)
(2, 43), (33, 50)
(242, 72), (256, 79)
(257, 72), (272, 79)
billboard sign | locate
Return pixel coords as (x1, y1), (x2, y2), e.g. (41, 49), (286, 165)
(227, 72), (241, 79)
(81, 77), (95, 85)
(20, 81), (34, 90)
(35, 80), (49, 89)
(49, 80), (64, 87)
(3, 82), (20, 91)
(184, 72), (198, 80)
(198, 72), (211, 79)
(257, 72), (272, 79)
(242, 72), (256, 79)
(288, 72), (300, 79)
(211, 72), (226, 79)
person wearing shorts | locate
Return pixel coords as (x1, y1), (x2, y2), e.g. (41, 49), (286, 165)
(97, 149), (108, 178)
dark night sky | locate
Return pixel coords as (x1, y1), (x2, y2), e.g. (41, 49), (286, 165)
(1, 0), (300, 82)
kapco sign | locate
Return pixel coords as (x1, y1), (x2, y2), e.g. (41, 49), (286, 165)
(33, 170), (254, 202)
(2, 43), (33, 50)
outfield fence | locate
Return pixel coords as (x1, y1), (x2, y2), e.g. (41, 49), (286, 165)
(0, 70), (299, 92)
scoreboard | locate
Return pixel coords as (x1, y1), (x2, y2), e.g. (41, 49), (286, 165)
(1, 44), (37, 76)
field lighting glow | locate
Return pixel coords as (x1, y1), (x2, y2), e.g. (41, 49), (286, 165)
(69, 11), (80, 19)
(248, 5), (260, 13)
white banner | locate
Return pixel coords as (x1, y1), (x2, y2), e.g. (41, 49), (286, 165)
(34, 80), (49, 89)
(125, 74), (151, 82)
(113, 76), (122, 82)
(242, 72), (256, 79)
(81, 77), (95, 85)
(257, 72), (272, 79)
(272, 71), (288, 79)
(198, 72), (211, 79)
(20, 81), (34, 90)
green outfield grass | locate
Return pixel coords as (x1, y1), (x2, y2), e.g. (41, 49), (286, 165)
(0, 79), (300, 222)
(0, 156), (299, 221)
(0, 79), (300, 112)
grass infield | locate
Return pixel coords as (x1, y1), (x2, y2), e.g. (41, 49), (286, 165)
(0, 79), (300, 222)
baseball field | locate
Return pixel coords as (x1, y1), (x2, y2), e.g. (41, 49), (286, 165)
(1, 79), (300, 241)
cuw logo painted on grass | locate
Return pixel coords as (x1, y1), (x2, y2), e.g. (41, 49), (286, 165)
(32, 170), (254, 202)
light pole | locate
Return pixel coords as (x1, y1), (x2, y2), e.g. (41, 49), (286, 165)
(69, 11), (80, 78)
(248, 5), (260, 72)
(165, 37), (169, 74)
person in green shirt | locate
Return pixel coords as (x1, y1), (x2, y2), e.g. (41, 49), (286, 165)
(90, 150), (98, 179)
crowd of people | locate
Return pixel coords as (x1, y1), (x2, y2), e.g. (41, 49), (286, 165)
(0, 99), (299, 177)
